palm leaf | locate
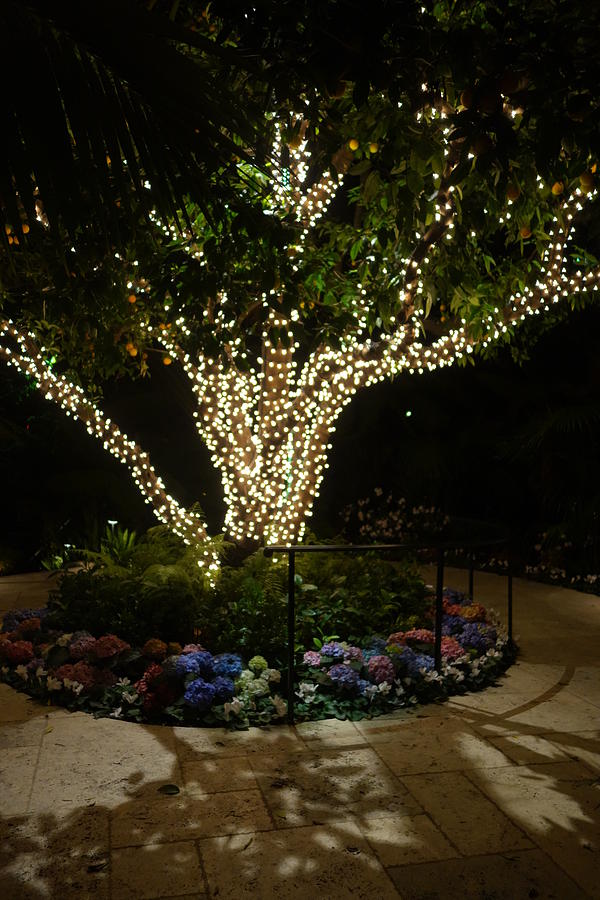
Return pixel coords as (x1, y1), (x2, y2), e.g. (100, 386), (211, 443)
(0, 0), (265, 244)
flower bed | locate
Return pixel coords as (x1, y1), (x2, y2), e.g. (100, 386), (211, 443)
(0, 587), (516, 727)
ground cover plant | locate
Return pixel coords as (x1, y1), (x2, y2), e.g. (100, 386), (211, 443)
(0, 528), (516, 727)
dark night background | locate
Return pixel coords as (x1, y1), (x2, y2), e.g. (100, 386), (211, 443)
(2, 303), (600, 572)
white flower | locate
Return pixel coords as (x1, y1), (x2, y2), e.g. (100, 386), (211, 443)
(46, 676), (63, 691)
(35, 666), (47, 678)
(378, 681), (392, 695)
(109, 706), (122, 719)
(271, 694), (287, 717)
(56, 633), (73, 647)
(15, 665), (28, 680)
(1, 665), (9, 675)
(117, 677), (131, 687)
(122, 691), (138, 704)
(63, 678), (84, 695)
(363, 684), (378, 699)
(296, 681), (318, 702)
(266, 668), (281, 683)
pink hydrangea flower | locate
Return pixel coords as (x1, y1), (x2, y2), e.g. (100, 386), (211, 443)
(441, 636), (465, 662)
(387, 631), (406, 645)
(303, 650), (322, 667)
(403, 628), (434, 645)
(367, 655), (396, 684)
(69, 635), (97, 659)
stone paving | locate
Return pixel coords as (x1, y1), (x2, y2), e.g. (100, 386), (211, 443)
(0, 566), (599, 899)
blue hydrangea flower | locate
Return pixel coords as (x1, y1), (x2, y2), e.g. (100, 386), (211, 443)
(320, 642), (345, 660)
(364, 636), (388, 654)
(442, 615), (467, 636)
(183, 677), (216, 710)
(357, 678), (371, 695)
(211, 675), (235, 703)
(328, 663), (360, 691)
(410, 653), (435, 675)
(175, 650), (214, 678)
(459, 622), (497, 652)
(213, 653), (243, 679)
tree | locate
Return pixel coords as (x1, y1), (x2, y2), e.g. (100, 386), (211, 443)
(2, 1), (600, 571)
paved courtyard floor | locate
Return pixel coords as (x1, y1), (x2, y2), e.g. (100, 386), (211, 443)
(0, 567), (599, 899)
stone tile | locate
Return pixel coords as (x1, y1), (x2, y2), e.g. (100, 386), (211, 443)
(0, 806), (110, 898)
(112, 840), (205, 899)
(545, 729), (600, 771)
(468, 761), (600, 895)
(373, 716), (511, 773)
(0, 746), (38, 815)
(0, 717), (45, 748)
(0, 804), (109, 856)
(507, 694), (600, 733)
(250, 747), (422, 827)
(359, 813), (457, 867)
(174, 724), (303, 760)
(200, 821), (400, 899)
(295, 718), (367, 748)
(111, 789), (271, 847)
(563, 667), (600, 709)
(488, 732), (570, 766)
(388, 849), (583, 900)
(29, 737), (180, 812)
(0, 848), (110, 899)
(446, 689), (534, 718)
(181, 755), (258, 793)
(0, 682), (47, 723)
(401, 771), (532, 855)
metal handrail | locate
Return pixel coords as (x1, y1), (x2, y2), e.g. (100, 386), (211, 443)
(264, 537), (513, 724)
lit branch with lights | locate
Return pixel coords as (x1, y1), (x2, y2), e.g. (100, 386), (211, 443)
(2, 117), (599, 561)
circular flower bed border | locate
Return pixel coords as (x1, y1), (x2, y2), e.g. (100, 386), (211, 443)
(0, 589), (517, 728)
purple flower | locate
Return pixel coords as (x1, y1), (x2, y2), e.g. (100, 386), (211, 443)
(213, 653), (243, 679)
(328, 664), (360, 691)
(183, 678), (216, 710)
(2, 607), (48, 633)
(303, 650), (322, 667)
(367, 655), (396, 684)
(343, 646), (364, 664)
(459, 622), (497, 652)
(175, 650), (214, 678)
(442, 615), (467, 636)
(320, 642), (345, 660)
(211, 676), (235, 703)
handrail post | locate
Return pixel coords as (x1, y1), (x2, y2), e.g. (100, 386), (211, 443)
(468, 551), (474, 600)
(287, 550), (296, 725)
(507, 568), (513, 643)
(434, 546), (444, 672)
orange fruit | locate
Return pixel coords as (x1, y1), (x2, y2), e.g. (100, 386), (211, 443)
(125, 342), (134, 352)
(4, 224), (11, 235)
(472, 134), (494, 156)
(21, 223), (30, 234)
(551, 181), (564, 195)
(368, 142), (379, 153)
(162, 356), (172, 366)
(506, 184), (520, 201)
(128, 294), (137, 304)
(128, 347), (138, 357)
(348, 138), (359, 151)
(519, 225), (532, 239)
(580, 172), (594, 191)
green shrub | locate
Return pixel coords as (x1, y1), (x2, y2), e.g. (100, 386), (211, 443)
(46, 527), (215, 644)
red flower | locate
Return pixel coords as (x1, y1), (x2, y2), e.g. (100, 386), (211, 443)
(18, 617), (41, 635)
(0, 640), (34, 665)
(93, 635), (131, 659)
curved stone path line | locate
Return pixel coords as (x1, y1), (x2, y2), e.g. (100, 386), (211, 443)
(0, 567), (598, 899)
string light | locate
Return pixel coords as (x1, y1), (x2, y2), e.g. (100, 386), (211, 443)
(1, 117), (598, 562)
